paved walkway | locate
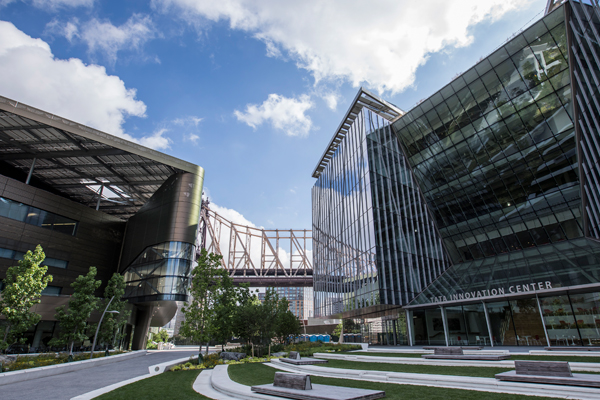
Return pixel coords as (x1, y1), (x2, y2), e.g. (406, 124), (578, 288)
(1, 348), (200, 400)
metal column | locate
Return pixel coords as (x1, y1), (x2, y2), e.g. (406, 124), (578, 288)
(440, 306), (449, 346)
(405, 309), (413, 346)
(482, 301), (494, 347)
(95, 184), (104, 211)
(537, 295), (551, 347)
(25, 157), (36, 185)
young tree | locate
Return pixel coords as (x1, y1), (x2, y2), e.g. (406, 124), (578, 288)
(0, 245), (53, 350)
(231, 289), (262, 357)
(275, 298), (301, 344)
(50, 267), (101, 355)
(179, 249), (226, 358)
(95, 273), (130, 350)
(210, 275), (245, 351)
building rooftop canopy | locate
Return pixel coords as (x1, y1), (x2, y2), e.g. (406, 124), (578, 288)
(311, 88), (403, 178)
(0, 95), (204, 219)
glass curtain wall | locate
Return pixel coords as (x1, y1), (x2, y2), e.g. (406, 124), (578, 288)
(312, 108), (379, 317)
(568, 1), (600, 239)
(313, 107), (450, 318)
(392, 8), (581, 269)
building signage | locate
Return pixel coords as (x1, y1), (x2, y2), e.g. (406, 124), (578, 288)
(429, 281), (553, 304)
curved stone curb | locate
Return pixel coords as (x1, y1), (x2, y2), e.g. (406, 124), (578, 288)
(193, 369), (241, 399)
(70, 374), (153, 400)
(148, 356), (196, 375)
(313, 353), (600, 372)
(0, 351), (148, 386)
(269, 359), (600, 400)
(209, 365), (281, 400)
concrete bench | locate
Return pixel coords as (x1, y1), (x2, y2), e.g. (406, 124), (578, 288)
(422, 346), (510, 361)
(423, 346), (483, 350)
(544, 346), (600, 351)
(280, 350), (328, 366)
(275, 372), (312, 390)
(496, 360), (600, 387)
(252, 372), (385, 400)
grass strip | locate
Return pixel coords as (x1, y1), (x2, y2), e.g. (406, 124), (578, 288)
(339, 352), (600, 363)
(95, 370), (209, 400)
(315, 359), (512, 377)
(228, 363), (562, 400)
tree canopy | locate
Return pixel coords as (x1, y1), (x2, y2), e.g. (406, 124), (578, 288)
(0, 245), (53, 350)
(95, 273), (130, 349)
(50, 267), (101, 354)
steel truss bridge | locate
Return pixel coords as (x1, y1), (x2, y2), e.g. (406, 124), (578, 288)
(198, 201), (313, 286)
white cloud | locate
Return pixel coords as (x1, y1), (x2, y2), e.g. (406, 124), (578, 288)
(49, 14), (157, 64)
(31, 0), (94, 9)
(211, 202), (262, 229)
(185, 133), (200, 144)
(155, 0), (528, 94)
(0, 21), (172, 150)
(319, 91), (340, 111)
(173, 115), (203, 127)
(234, 93), (313, 137)
(138, 128), (172, 150)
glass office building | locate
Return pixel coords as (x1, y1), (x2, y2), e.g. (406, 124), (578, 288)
(312, 90), (450, 345)
(312, 1), (600, 346)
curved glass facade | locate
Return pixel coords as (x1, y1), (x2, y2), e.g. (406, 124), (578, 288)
(123, 241), (195, 302)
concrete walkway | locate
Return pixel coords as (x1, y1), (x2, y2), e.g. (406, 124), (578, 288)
(1, 348), (199, 400)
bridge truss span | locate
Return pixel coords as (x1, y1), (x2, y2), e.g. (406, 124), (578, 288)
(198, 203), (313, 286)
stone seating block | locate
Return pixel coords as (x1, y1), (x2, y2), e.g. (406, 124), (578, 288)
(515, 360), (572, 377)
(274, 372), (312, 390)
(289, 351), (301, 360)
(434, 347), (463, 355)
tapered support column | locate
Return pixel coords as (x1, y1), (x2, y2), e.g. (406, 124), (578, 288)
(131, 305), (155, 350)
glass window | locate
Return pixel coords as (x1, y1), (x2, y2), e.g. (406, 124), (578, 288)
(485, 301), (515, 345)
(41, 286), (62, 296)
(0, 197), (78, 235)
(509, 298), (548, 346)
(540, 295), (580, 346)
(570, 292), (600, 346)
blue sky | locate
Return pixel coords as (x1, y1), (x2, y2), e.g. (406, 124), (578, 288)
(0, 0), (548, 232)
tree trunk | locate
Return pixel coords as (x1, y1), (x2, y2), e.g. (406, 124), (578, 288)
(206, 342), (209, 357)
(268, 342), (271, 357)
(69, 341), (74, 356)
(251, 342), (254, 358)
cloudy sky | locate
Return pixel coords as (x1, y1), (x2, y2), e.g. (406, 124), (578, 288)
(0, 0), (547, 231)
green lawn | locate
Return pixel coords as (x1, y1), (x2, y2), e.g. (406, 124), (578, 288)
(338, 352), (600, 363)
(95, 370), (209, 400)
(314, 359), (512, 377)
(228, 363), (562, 400)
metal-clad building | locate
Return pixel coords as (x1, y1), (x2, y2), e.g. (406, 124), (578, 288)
(0, 96), (204, 350)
